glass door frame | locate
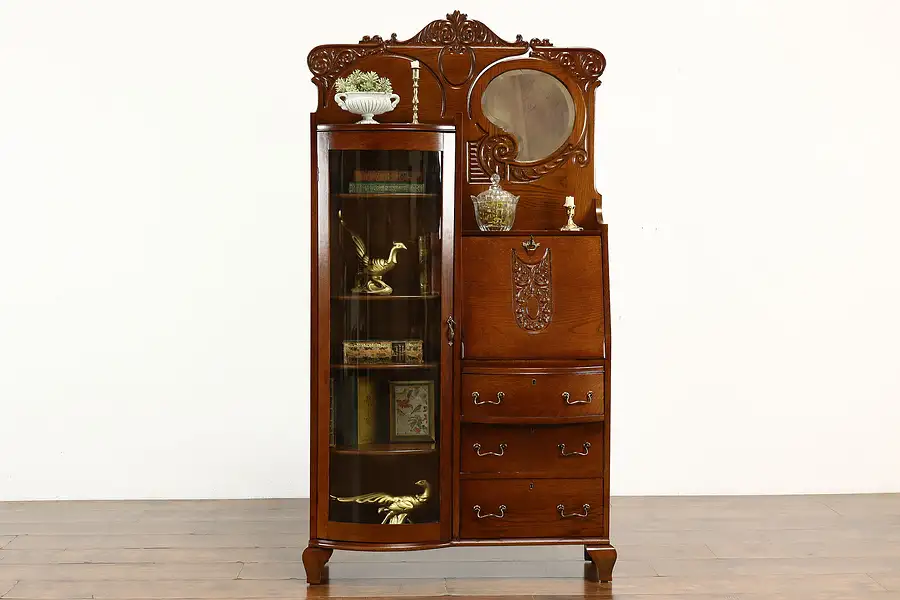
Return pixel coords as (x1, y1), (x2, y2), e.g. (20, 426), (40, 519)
(314, 126), (456, 544)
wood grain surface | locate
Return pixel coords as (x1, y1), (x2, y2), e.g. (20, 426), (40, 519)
(2, 495), (900, 598)
(461, 236), (605, 360)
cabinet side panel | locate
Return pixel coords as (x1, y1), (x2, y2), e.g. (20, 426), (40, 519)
(315, 132), (333, 538)
(601, 224), (611, 538)
(309, 114), (319, 538)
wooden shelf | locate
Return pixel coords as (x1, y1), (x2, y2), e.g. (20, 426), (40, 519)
(335, 193), (438, 200)
(460, 415), (605, 425)
(331, 443), (436, 456)
(332, 294), (440, 301)
(463, 229), (603, 237)
(332, 363), (439, 371)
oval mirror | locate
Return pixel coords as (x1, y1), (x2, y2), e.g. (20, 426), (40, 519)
(481, 69), (575, 163)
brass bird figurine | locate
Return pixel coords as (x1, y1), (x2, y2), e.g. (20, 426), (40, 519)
(330, 479), (431, 524)
(338, 210), (407, 295)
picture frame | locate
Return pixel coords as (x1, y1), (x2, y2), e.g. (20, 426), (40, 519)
(389, 380), (435, 442)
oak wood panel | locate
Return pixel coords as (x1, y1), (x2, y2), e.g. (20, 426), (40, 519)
(460, 423), (604, 478)
(461, 372), (604, 420)
(461, 236), (605, 359)
(459, 478), (604, 539)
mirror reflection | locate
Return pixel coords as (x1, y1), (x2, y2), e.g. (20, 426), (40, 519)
(481, 69), (575, 163)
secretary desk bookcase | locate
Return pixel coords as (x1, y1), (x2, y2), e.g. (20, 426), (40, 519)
(304, 11), (615, 583)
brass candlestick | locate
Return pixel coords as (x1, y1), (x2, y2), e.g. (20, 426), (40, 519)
(560, 196), (583, 231)
(411, 60), (420, 124)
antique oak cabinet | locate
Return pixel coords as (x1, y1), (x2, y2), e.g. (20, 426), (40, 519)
(304, 11), (615, 583)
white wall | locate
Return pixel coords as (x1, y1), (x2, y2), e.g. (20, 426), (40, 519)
(1, 0), (899, 501)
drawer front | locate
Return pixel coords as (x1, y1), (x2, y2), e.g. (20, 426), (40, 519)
(460, 478), (604, 539)
(461, 423), (604, 477)
(461, 372), (604, 420)
(461, 236), (605, 359)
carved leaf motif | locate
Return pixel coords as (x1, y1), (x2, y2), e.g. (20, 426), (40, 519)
(529, 48), (607, 92)
(512, 248), (552, 332)
(307, 46), (383, 94)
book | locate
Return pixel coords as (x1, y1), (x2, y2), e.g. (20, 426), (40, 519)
(356, 377), (377, 446)
(333, 376), (357, 446)
(343, 340), (424, 364)
(418, 234), (430, 294)
(347, 182), (426, 194)
(353, 169), (421, 183)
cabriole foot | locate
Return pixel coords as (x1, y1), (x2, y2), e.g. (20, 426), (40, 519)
(585, 544), (617, 582)
(302, 545), (333, 584)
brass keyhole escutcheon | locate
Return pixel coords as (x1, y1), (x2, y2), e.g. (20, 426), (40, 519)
(529, 481), (535, 490)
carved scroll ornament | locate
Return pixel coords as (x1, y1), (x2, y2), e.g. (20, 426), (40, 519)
(511, 248), (552, 331)
(529, 47), (607, 92)
(307, 46), (383, 98)
(509, 142), (589, 182)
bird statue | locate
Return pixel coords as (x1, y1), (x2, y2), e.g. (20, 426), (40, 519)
(338, 210), (407, 295)
(330, 479), (431, 524)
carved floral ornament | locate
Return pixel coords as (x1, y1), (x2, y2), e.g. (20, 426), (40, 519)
(512, 248), (553, 332)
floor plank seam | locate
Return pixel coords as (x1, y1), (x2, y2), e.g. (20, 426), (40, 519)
(867, 572), (889, 591)
(0, 580), (17, 599)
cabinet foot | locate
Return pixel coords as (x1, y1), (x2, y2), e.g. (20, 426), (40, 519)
(302, 545), (333, 584)
(585, 544), (617, 582)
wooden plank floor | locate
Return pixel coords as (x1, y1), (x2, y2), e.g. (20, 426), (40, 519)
(1, 495), (899, 599)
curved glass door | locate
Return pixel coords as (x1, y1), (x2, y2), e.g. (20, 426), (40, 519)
(323, 138), (451, 537)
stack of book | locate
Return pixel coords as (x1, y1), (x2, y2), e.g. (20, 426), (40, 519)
(348, 170), (425, 194)
(343, 340), (424, 365)
(330, 376), (377, 447)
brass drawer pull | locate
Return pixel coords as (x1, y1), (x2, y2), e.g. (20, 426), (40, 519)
(563, 391), (593, 405)
(558, 442), (591, 457)
(473, 442), (507, 457)
(472, 391), (504, 405)
(557, 503), (591, 518)
(473, 504), (507, 519)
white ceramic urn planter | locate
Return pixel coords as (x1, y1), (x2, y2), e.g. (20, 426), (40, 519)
(334, 92), (401, 124)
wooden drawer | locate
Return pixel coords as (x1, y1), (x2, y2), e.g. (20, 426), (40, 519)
(461, 371), (604, 421)
(461, 236), (605, 359)
(459, 478), (604, 539)
(461, 423), (604, 477)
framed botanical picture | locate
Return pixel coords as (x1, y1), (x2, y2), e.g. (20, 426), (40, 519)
(389, 380), (435, 442)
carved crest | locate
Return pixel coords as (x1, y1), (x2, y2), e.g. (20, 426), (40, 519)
(391, 11), (527, 52)
(512, 248), (552, 332)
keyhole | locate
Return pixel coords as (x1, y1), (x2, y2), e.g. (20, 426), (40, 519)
(532, 379), (536, 385)
(529, 481), (535, 490)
